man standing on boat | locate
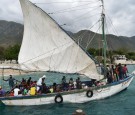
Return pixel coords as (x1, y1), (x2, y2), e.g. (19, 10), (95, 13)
(61, 76), (67, 90)
(118, 63), (123, 80)
(123, 64), (128, 78)
(36, 75), (46, 92)
(37, 75), (46, 86)
(3, 75), (16, 89)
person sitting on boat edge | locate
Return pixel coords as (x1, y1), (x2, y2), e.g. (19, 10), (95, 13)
(3, 75), (17, 89)
(0, 86), (6, 97)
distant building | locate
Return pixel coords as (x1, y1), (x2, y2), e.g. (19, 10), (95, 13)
(113, 55), (128, 64)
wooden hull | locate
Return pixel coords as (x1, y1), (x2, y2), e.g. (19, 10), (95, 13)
(0, 75), (134, 106)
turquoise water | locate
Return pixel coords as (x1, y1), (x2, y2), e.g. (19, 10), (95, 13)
(0, 65), (135, 115)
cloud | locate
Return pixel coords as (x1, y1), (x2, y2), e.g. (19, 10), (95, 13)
(0, 0), (23, 23)
(0, 0), (135, 37)
(104, 0), (135, 36)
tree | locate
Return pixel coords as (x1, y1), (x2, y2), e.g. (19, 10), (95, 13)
(0, 46), (5, 60)
(4, 44), (21, 61)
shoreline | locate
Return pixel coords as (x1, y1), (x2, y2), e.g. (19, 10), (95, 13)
(0, 64), (28, 76)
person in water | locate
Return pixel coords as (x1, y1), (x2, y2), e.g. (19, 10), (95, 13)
(3, 75), (16, 89)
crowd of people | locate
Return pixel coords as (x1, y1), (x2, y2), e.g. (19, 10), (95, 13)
(0, 75), (82, 97)
(106, 63), (128, 84)
(0, 63), (129, 97)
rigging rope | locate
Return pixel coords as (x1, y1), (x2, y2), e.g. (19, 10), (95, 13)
(85, 22), (102, 50)
(106, 14), (120, 36)
(34, 0), (100, 4)
(48, 2), (100, 14)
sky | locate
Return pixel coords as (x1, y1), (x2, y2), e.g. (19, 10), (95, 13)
(0, 0), (135, 37)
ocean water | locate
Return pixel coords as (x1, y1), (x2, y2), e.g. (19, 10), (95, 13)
(0, 65), (135, 115)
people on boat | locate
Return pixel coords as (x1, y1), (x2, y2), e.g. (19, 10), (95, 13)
(37, 75), (46, 86)
(37, 75), (46, 92)
(73, 81), (77, 89)
(123, 64), (128, 78)
(115, 64), (119, 81)
(69, 78), (74, 89)
(69, 78), (73, 85)
(3, 75), (17, 89)
(9, 90), (14, 96)
(0, 86), (6, 97)
(41, 83), (49, 94)
(22, 87), (28, 95)
(21, 78), (27, 87)
(27, 77), (32, 86)
(14, 86), (20, 96)
(30, 84), (36, 96)
(76, 77), (82, 89)
(56, 84), (61, 92)
(106, 72), (113, 84)
(53, 82), (57, 92)
(106, 65), (111, 73)
(61, 76), (67, 90)
(118, 63), (123, 80)
(49, 86), (54, 93)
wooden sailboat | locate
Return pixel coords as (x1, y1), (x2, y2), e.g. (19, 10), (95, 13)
(0, 0), (134, 106)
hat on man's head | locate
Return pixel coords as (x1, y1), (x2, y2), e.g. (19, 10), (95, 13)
(42, 75), (46, 79)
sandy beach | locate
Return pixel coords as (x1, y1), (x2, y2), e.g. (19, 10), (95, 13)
(0, 64), (28, 76)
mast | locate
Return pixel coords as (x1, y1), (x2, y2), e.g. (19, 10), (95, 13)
(101, 0), (107, 68)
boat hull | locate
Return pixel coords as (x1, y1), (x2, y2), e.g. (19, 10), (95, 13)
(0, 75), (134, 106)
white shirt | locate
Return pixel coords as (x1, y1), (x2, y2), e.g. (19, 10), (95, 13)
(37, 75), (46, 86)
(37, 78), (42, 86)
(14, 88), (20, 96)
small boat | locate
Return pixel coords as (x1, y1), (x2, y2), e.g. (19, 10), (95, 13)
(0, 0), (134, 106)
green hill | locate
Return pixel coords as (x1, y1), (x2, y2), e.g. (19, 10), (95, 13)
(0, 20), (135, 52)
(0, 20), (23, 47)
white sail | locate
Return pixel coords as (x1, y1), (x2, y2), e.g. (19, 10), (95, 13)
(18, 0), (103, 80)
